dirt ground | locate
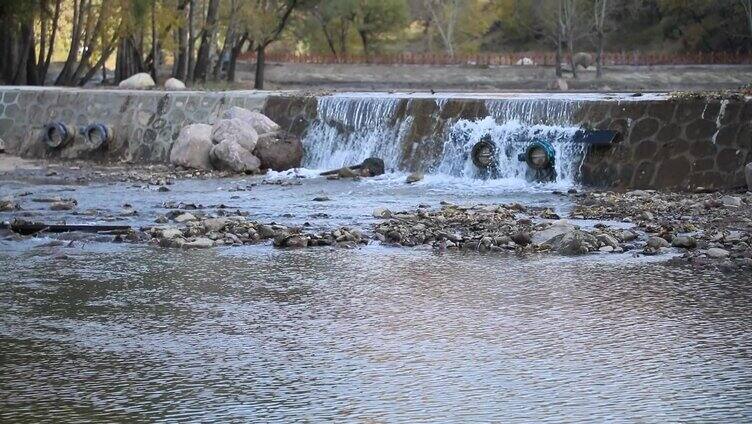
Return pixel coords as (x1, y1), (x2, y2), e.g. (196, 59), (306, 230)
(230, 63), (752, 92)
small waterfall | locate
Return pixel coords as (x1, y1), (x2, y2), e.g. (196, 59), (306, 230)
(301, 95), (587, 185)
(302, 96), (412, 170)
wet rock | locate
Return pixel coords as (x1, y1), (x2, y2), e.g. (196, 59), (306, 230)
(222, 106), (280, 135)
(546, 230), (599, 255)
(373, 207), (392, 219)
(50, 200), (76, 211)
(209, 140), (261, 173)
(596, 233), (620, 249)
(511, 231), (532, 246)
(312, 196), (331, 202)
(337, 167), (358, 178)
(253, 131), (304, 171)
(672, 235), (697, 249)
(203, 218), (230, 232)
(184, 237), (214, 249)
(169, 124), (214, 170)
(707, 248), (730, 259)
(0, 197), (20, 211)
(157, 186), (170, 192)
(164, 77), (186, 90)
(212, 118), (259, 152)
(406, 172), (424, 184)
(118, 72), (155, 89)
(533, 220), (576, 244)
(174, 212), (197, 223)
(647, 236), (670, 249)
(256, 224), (277, 239)
(359, 158), (385, 177)
(160, 228), (184, 240)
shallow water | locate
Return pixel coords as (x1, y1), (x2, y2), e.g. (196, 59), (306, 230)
(1, 242), (751, 422)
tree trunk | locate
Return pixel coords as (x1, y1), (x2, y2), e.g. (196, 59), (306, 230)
(359, 30), (369, 57)
(254, 45), (266, 89)
(193, 0), (220, 82)
(174, 0), (189, 80)
(187, 0), (196, 81)
(568, 40), (577, 79)
(596, 31), (604, 78)
(151, 0), (159, 85)
(227, 34), (246, 83)
(56, 0), (87, 86)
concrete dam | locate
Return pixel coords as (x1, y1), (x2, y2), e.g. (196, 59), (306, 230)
(0, 87), (749, 190)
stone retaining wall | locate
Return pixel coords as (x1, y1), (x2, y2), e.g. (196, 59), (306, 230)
(1, 87), (749, 190)
(0, 87), (267, 163)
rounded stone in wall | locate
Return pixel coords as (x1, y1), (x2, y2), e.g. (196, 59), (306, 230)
(4, 103), (20, 119)
(692, 157), (715, 172)
(655, 155), (691, 188)
(617, 163), (634, 186)
(3, 92), (18, 104)
(632, 161), (656, 187)
(709, 125), (738, 147)
(674, 102), (706, 125)
(631, 117), (660, 141)
(719, 102), (742, 126)
(736, 123), (752, 147)
(633, 139), (658, 161)
(716, 148), (744, 173)
(738, 101), (752, 122)
(688, 139), (716, 159)
(685, 119), (718, 141)
(607, 119), (629, 140)
(610, 103), (644, 120)
(656, 123), (682, 142)
(647, 102), (676, 122)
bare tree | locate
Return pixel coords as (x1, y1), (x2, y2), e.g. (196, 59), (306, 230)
(592, 0), (610, 78)
(741, 0), (752, 41)
(423, 0), (460, 57)
(193, 0), (220, 83)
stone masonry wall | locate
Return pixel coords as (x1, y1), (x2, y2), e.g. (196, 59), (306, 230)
(1, 87), (749, 190)
(0, 87), (267, 163)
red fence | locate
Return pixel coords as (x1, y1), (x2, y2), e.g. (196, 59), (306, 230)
(239, 51), (752, 66)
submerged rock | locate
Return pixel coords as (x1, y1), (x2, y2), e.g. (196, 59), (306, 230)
(406, 172), (424, 184)
(359, 157), (385, 177)
(170, 124), (214, 170)
(544, 229), (599, 255)
(118, 72), (156, 89)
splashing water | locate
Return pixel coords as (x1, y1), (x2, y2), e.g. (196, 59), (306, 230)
(301, 95), (587, 187)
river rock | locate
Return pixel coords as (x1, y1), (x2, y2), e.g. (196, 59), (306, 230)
(212, 118), (259, 151)
(174, 212), (197, 223)
(647, 236), (670, 249)
(164, 78), (186, 90)
(253, 131), (303, 171)
(203, 218), (230, 232)
(720, 195), (742, 208)
(50, 200), (76, 211)
(337, 167), (358, 178)
(707, 248), (730, 259)
(359, 157), (385, 177)
(672, 235), (697, 249)
(746, 163), (752, 191)
(373, 207), (392, 219)
(222, 106), (280, 135)
(0, 197), (19, 211)
(160, 228), (184, 240)
(170, 124), (214, 170)
(406, 172), (424, 184)
(545, 229), (599, 255)
(118, 72), (156, 89)
(210, 140), (261, 173)
(184, 237), (214, 248)
(596, 233), (620, 249)
(533, 220), (576, 244)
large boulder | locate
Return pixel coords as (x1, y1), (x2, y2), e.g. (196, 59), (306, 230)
(222, 106), (280, 135)
(210, 139), (261, 173)
(169, 124), (213, 170)
(253, 131), (303, 171)
(746, 163), (752, 191)
(164, 77), (186, 90)
(543, 229), (599, 255)
(573, 52), (594, 69)
(118, 72), (156, 89)
(212, 118), (259, 152)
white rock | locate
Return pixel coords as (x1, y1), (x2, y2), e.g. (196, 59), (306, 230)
(515, 57), (535, 66)
(203, 218), (230, 232)
(211, 118), (259, 152)
(169, 124), (214, 170)
(164, 77), (186, 90)
(174, 213), (197, 223)
(222, 106), (280, 135)
(721, 196), (742, 208)
(209, 140), (261, 173)
(184, 237), (214, 249)
(706, 248), (730, 259)
(118, 72), (156, 89)
(373, 207), (392, 219)
(161, 228), (184, 240)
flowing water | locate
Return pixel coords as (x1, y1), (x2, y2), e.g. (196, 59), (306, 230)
(2, 93), (752, 422)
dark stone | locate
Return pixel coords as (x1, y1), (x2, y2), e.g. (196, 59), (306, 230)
(655, 156), (691, 188)
(685, 119), (718, 141)
(674, 101), (706, 125)
(632, 161), (655, 187)
(719, 102), (742, 126)
(647, 101), (676, 121)
(688, 140), (716, 159)
(631, 117), (660, 141)
(713, 125), (738, 147)
(359, 157), (385, 177)
(656, 123), (682, 142)
(716, 148), (745, 173)
(253, 131), (304, 171)
(692, 157), (715, 172)
(633, 140), (657, 160)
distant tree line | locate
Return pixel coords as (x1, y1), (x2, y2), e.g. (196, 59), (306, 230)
(1, 0), (751, 87)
